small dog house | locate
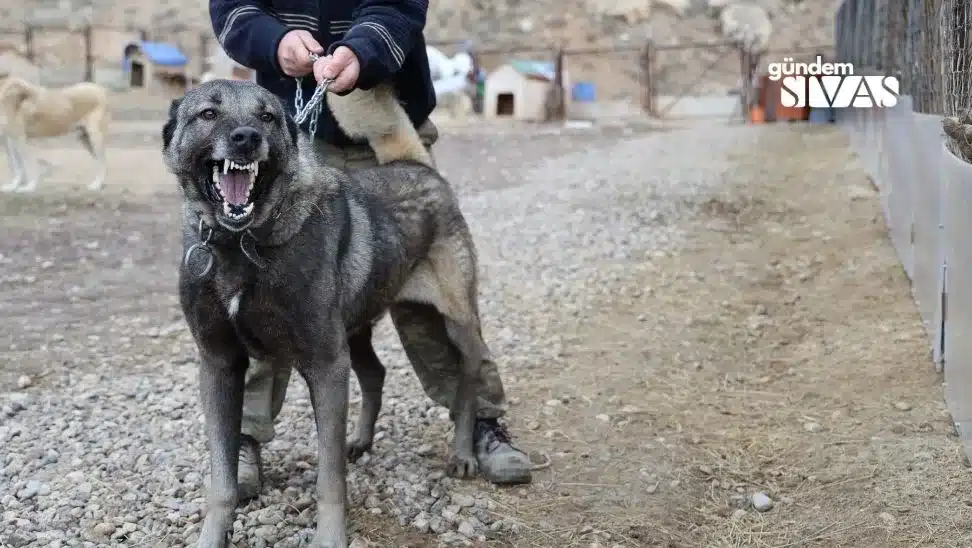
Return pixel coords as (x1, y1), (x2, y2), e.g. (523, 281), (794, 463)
(483, 60), (569, 121)
(123, 41), (189, 94)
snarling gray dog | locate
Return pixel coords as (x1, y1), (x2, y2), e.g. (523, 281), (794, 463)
(161, 79), (489, 548)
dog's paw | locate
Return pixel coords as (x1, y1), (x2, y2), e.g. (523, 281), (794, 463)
(346, 438), (373, 462)
(446, 453), (479, 479)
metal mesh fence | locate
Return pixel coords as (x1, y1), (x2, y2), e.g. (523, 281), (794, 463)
(835, 0), (943, 114)
(942, 0), (972, 116)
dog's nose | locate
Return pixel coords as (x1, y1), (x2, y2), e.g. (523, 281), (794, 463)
(229, 126), (262, 153)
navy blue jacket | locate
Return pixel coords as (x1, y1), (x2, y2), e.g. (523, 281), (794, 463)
(210, 0), (436, 147)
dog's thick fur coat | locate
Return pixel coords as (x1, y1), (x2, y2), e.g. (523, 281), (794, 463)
(0, 75), (109, 192)
(162, 79), (488, 548)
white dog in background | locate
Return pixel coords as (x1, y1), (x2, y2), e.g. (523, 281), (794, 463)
(0, 74), (110, 192)
(427, 46), (476, 119)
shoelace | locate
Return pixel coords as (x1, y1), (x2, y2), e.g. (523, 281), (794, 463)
(479, 420), (513, 446)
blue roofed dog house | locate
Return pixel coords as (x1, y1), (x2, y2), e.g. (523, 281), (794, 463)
(123, 41), (189, 95)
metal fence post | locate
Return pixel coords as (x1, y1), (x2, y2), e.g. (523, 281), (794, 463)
(641, 40), (654, 115)
(24, 25), (33, 62)
(84, 25), (94, 82)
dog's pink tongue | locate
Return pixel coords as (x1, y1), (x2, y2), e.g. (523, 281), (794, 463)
(219, 172), (249, 205)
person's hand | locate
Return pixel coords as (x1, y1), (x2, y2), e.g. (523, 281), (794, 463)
(313, 46), (360, 93)
(276, 30), (324, 77)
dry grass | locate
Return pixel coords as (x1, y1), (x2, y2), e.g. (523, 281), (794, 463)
(472, 125), (972, 547)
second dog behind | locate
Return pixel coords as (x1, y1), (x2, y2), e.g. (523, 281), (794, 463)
(0, 74), (109, 192)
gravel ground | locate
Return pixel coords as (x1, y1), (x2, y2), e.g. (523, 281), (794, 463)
(2, 120), (731, 547)
(2, 121), (968, 547)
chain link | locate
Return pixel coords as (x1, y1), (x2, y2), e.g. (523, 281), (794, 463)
(292, 52), (330, 139)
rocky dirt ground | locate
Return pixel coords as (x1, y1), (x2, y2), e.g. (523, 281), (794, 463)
(2, 119), (971, 548)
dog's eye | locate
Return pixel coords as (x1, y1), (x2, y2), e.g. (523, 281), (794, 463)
(259, 112), (275, 123)
(200, 109), (217, 121)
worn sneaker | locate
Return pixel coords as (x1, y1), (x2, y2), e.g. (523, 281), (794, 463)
(473, 419), (533, 485)
(237, 435), (263, 502)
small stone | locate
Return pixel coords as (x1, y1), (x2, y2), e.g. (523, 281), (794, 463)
(457, 517), (481, 538)
(92, 523), (116, 539)
(17, 480), (40, 500)
(595, 414), (610, 422)
(894, 401), (913, 411)
(411, 513), (430, 533)
(16, 375), (32, 389)
(751, 492), (773, 512)
(803, 422), (821, 433)
(451, 493), (475, 508)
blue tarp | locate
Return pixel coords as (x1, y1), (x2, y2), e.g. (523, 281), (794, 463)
(132, 41), (188, 67)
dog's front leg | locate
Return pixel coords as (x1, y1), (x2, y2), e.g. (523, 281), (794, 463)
(300, 333), (351, 548)
(197, 348), (248, 548)
(1, 135), (24, 191)
(9, 135), (36, 192)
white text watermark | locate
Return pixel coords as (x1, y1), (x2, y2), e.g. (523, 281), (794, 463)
(767, 56), (899, 108)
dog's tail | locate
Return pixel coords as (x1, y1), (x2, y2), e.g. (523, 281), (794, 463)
(325, 83), (433, 167)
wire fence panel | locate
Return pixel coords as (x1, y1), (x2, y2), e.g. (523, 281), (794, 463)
(942, 0), (972, 116)
(835, 0), (943, 114)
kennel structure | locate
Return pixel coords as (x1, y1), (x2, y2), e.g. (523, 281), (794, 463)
(483, 60), (569, 121)
(122, 41), (189, 95)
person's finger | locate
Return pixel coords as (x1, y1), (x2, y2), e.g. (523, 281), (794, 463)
(313, 58), (330, 85)
(330, 69), (357, 93)
(296, 31), (324, 54)
(319, 54), (341, 80)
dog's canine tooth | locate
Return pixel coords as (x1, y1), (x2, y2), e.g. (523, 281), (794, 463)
(223, 159), (230, 174)
(212, 164), (219, 184)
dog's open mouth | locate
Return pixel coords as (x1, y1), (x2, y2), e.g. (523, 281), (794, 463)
(207, 159), (263, 220)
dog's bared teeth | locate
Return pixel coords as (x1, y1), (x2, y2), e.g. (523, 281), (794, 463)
(242, 203), (254, 216)
(212, 165), (219, 184)
(223, 159), (230, 174)
(251, 163), (259, 179)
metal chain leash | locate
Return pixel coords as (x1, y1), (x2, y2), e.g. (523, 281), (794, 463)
(293, 52), (332, 139)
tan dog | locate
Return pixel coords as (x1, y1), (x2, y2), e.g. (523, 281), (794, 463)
(0, 74), (109, 192)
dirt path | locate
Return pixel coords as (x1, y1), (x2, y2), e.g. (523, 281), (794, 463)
(484, 125), (970, 547)
(1, 123), (968, 548)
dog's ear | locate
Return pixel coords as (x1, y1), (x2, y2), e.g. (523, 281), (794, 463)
(167, 97), (183, 119)
(161, 97), (182, 150)
(285, 113), (298, 144)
